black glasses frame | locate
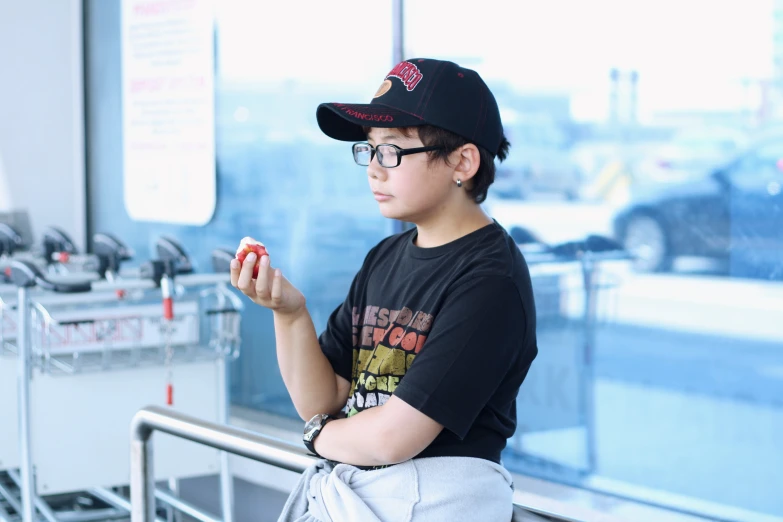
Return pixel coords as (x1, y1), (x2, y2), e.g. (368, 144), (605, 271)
(352, 142), (444, 168)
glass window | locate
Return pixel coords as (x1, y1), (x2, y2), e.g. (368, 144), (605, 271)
(214, 0), (395, 416)
(85, 0), (395, 418)
(84, 0), (783, 518)
(407, 1), (783, 519)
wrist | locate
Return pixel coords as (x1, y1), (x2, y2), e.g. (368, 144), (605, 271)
(303, 413), (334, 458)
(312, 420), (329, 457)
(273, 305), (308, 326)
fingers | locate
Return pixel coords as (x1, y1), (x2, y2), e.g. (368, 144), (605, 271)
(231, 247), (286, 311)
(254, 254), (272, 299)
(236, 252), (257, 293)
(230, 258), (240, 287)
(270, 268), (283, 303)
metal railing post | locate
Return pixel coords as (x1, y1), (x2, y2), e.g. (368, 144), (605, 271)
(17, 286), (35, 522)
(129, 405), (581, 522)
(130, 406), (315, 522)
(130, 417), (156, 522)
(215, 289), (234, 522)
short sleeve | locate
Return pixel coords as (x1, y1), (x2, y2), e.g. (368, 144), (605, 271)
(318, 245), (378, 382)
(318, 287), (357, 382)
(392, 275), (529, 439)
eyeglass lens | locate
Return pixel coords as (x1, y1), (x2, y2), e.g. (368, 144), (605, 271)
(353, 144), (399, 167)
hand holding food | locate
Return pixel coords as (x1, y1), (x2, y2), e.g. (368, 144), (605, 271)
(230, 236), (305, 317)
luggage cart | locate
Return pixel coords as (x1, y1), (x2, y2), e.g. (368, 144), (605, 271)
(0, 225), (42, 274)
(504, 235), (632, 480)
(1, 231), (149, 484)
(0, 260), (93, 522)
(1, 224), (134, 283)
(1, 230), (147, 351)
(0, 239), (243, 522)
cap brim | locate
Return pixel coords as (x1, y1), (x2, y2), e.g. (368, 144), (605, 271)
(316, 103), (425, 142)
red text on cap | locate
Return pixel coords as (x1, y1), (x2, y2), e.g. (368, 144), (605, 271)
(387, 61), (424, 91)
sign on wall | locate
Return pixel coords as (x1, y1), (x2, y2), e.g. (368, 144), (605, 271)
(120, 0), (216, 226)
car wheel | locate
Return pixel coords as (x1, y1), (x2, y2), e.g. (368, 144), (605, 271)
(622, 214), (673, 272)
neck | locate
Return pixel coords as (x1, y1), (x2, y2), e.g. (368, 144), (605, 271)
(411, 202), (493, 248)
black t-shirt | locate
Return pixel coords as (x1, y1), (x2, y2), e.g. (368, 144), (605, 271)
(319, 220), (538, 464)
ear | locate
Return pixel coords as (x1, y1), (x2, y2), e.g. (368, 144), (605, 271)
(452, 144), (481, 184)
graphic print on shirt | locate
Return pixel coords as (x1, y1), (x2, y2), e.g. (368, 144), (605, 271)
(344, 305), (434, 416)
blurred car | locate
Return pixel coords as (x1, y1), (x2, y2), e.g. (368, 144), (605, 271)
(492, 116), (584, 200)
(632, 125), (749, 186)
(613, 138), (783, 275)
(494, 157), (583, 201)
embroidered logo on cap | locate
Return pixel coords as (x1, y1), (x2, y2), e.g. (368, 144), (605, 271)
(387, 61), (424, 91)
(373, 79), (393, 98)
(334, 103), (394, 122)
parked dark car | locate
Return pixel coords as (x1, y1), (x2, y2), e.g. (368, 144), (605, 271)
(612, 139), (783, 277)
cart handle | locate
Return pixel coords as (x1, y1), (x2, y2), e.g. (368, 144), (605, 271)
(1, 259), (92, 293)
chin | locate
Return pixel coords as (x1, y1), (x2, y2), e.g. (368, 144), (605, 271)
(380, 209), (419, 225)
(378, 207), (403, 220)
(377, 203), (408, 222)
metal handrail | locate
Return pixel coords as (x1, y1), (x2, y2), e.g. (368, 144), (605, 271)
(130, 406), (314, 522)
(129, 406), (580, 522)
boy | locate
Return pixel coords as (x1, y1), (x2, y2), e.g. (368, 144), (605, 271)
(230, 58), (538, 521)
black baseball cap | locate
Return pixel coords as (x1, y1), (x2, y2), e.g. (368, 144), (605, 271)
(316, 58), (505, 157)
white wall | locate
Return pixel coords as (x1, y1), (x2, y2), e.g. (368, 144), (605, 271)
(0, 0), (86, 249)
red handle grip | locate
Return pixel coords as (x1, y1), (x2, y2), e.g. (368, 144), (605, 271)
(163, 297), (174, 320)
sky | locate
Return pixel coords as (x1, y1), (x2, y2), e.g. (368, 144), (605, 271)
(215, 0), (777, 122)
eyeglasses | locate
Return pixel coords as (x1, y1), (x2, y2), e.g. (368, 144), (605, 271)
(352, 142), (443, 168)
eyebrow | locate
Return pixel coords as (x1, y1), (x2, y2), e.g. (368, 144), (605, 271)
(368, 134), (402, 143)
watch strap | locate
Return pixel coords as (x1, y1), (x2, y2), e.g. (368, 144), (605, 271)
(304, 414), (333, 458)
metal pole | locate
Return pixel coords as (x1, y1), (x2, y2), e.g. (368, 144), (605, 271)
(89, 487), (134, 512)
(7, 470), (58, 522)
(130, 406), (315, 522)
(17, 286), (35, 522)
(57, 508), (128, 522)
(130, 424), (156, 522)
(0, 490), (11, 522)
(218, 358), (234, 522)
(581, 253), (598, 473)
(154, 490), (220, 522)
(165, 478), (180, 522)
(392, 0), (404, 65)
(215, 290), (234, 522)
(91, 487), (166, 522)
(0, 481), (23, 517)
(391, 0), (414, 235)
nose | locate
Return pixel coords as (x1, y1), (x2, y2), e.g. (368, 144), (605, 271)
(367, 152), (387, 181)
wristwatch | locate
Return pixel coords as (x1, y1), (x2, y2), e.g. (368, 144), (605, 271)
(303, 413), (333, 457)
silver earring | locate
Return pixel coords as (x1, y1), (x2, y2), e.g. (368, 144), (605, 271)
(456, 179), (462, 188)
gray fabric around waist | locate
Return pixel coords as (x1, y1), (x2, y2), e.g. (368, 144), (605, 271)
(276, 456), (514, 522)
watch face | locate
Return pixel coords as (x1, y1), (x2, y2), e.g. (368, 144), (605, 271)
(303, 413), (328, 442)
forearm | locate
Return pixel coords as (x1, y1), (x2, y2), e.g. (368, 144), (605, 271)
(274, 307), (343, 420)
(313, 406), (396, 467)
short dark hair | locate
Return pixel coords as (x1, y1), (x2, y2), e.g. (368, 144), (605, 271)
(362, 125), (510, 204)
